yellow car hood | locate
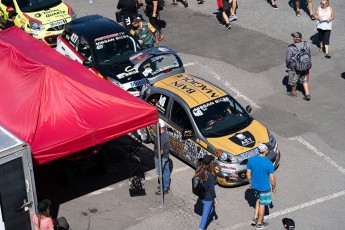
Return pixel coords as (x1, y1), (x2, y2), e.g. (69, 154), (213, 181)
(207, 120), (269, 155)
(24, 3), (70, 24)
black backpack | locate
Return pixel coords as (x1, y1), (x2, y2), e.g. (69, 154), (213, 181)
(291, 41), (312, 72)
(192, 175), (206, 199)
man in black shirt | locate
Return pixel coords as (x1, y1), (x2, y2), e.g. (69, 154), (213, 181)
(117, 0), (139, 31)
(4, 11), (17, 29)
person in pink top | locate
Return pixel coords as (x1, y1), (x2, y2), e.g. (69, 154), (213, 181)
(33, 199), (54, 230)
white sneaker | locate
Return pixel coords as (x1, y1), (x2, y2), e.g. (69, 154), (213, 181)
(229, 15), (238, 22)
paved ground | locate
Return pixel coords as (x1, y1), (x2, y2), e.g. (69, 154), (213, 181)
(35, 0), (345, 229)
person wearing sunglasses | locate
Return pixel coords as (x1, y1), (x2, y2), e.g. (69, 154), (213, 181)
(314, 0), (334, 58)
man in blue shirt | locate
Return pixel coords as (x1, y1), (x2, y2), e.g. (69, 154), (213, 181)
(246, 143), (277, 230)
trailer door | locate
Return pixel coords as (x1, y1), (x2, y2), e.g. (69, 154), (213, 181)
(0, 149), (35, 230)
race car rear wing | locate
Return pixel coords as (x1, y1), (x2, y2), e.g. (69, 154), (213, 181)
(129, 46), (185, 84)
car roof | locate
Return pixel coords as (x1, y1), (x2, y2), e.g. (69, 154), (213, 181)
(66, 14), (127, 41)
(153, 73), (228, 108)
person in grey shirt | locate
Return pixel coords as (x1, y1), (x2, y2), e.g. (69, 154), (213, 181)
(154, 119), (171, 195)
(286, 32), (311, 101)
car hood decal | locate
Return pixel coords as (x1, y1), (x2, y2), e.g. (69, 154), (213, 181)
(26, 4), (70, 24)
(206, 120), (269, 155)
(98, 63), (143, 84)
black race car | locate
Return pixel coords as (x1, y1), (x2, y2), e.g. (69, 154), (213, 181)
(56, 14), (184, 96)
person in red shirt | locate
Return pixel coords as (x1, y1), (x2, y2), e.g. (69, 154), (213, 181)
(216, 0), (231, 29)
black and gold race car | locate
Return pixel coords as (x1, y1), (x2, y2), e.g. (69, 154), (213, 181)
(138, 74), (280, 187)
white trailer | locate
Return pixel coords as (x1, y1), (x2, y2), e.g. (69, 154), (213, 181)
(0, 126), (37, 230)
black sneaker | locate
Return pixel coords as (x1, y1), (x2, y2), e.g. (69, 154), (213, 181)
(225, 23), (231, 29)
(296, 10), (301, 16)
(182, 0), (188, 7)
(287, 92), (297, 98)
(303, 94), (311, 101)
(251, 217), (258, 226)
(272, 4), (278, 9)
(310, 14), (316, 20)
(255, 222), (268, 229)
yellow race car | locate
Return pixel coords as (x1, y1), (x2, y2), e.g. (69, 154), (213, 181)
(0, 0), (76, 46)
(138, 74), (281, 187)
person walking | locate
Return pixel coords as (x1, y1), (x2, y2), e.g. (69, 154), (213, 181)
(216, 0), (232, 29)
(145, 0), (164, 41)
(117, 0), (139, 31)
(314, 0), (334, 58)
(195, 155), (217, 230)
(229, 0), (238, 22)
(33, 199), (54, 230)
(4, 11), (17, 29)
(130, 17), (159, 48)
(282, 218), (295, 229)
(295, 0), (314, 19)
(286, 32), (311, 101)
(154, 119), (171, 195)
(246, 143), (276, 230)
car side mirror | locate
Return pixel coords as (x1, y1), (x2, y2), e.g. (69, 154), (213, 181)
(246, 105), (252, 114)
(182, 130), (194, 140)
(83, 59), (93, 67)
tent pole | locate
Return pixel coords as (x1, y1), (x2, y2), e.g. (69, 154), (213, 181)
(157, 122), (164, 207)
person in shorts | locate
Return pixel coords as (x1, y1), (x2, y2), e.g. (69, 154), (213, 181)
(246, 143), (277, 230)
(286, 32), (311, 101)
(216, 0), (232, 29)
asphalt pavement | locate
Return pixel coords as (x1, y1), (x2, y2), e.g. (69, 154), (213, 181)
(38, 0), (345, 229)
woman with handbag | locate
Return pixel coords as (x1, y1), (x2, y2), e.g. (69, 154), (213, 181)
(194, 155), (217, 230)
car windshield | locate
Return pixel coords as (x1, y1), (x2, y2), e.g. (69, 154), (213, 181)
(17, 0), (62, 12)
(138, 54), (183, 78)
(93, 32), (140, 67)
(191, 96), (252, 138)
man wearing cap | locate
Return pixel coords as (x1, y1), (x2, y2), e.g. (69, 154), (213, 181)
(246, 143), (276, 229)
(286, 32), (311, 101)
(4, 11), (17, 29)
(154, 119), (171, 195)
(130, 17), (159, 48)
(282, 218), (295, 229)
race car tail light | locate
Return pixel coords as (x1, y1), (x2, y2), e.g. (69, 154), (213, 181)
(163, 69), (172, 73)
(65, 3), (77, 19)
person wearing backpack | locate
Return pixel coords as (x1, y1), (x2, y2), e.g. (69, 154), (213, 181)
(286, 32), (311, 101)
(145, 0), (164, 41)
(194, 155), (217, 230)
(130, 17), (159, 48)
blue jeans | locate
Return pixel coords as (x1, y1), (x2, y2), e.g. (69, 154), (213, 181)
(199, 199), (214, 229)
(154, 156), (170, 191)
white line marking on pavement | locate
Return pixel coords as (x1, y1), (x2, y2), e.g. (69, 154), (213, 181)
(226, 189), (345, 230)
(183, 62), (195, 67)
(194, 62), (261, 109)
(145, 166), (190, 181)
(289, 136), (345, 175)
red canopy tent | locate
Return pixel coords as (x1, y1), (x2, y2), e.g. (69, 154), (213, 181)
(0, 27), (158, 165)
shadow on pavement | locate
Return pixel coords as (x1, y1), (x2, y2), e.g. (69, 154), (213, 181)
(34, 135), (156, 218)
(341, 72), (345, 80)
